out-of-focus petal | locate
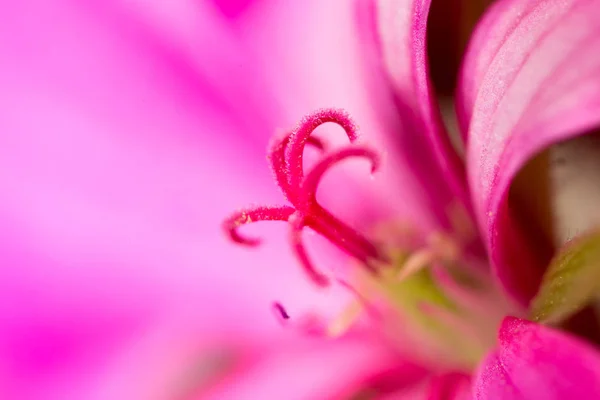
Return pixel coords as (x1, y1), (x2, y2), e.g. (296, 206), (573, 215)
(459, 0), (600, 303)
(0, 1), (349, 397)
(358, 372), (471, 400)
(203, 332), (423, 400)
(475, 317), (600, 400)
(428, 372), (472, 400)
(368, 0), (472, 233)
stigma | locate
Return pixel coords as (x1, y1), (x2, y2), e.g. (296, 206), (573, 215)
(223, 109), (387, 286)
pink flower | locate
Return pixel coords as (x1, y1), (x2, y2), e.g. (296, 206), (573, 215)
(221, 0), (600, 398)
(3, 0), (600, 399)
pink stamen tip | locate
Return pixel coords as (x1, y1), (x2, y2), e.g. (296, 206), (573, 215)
(301, 145), (380, 205)
(285, 109), (359, 191)
(223, 206), (295, 246)
(289, 212), (331, 287)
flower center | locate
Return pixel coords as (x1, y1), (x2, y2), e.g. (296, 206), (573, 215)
(223, 109), (516, 371)
(223, 109), (387, 286)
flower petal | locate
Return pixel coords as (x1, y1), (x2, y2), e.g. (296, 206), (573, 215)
(475, 317), (600, 399)
(0, 1), (349, 397)
(357, 372), (471, 400)
(459, 0), (600, 303)
(203, 332), (425, 400)
(370, 0), (472, 232)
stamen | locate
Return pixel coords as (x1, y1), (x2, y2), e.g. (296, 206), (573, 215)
(223, 108), (385, 287)
(300, 145), (380, 206)
(223, 206), (295, 246)
(288, 212), (330, 286)
(310, 207), (383, 269)
(285, 109), (359, 192)
(267, 132), (327, 202)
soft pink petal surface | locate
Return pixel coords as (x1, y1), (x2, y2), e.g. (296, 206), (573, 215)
(0, 0), (383, 397)
(202, 332), (424, 400)
(369, 372), (472, 400)
(459, 0), (600, 303)
(475, 317), (600, 400)
(370, 0), (471, 233)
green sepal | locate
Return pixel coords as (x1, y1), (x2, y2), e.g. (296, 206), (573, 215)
(530, 230), (600, 324)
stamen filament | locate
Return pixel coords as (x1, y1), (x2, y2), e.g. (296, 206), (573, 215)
(310, 208), (382, 268)
(268, 132), (327, 203)
(289, 212), (331, 286)
(300, 145), (380, 206)
(223, 206), (295, 246)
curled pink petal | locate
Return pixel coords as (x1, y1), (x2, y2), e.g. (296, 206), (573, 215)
(371, 0), (472, 231)
(459, 0), (600, 303)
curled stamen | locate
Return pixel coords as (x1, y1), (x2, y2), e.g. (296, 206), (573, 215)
(224, 109), (386, 288)
(310, 208), (383, 270)
(300, 145), (380, 206)
(289, 212), (330, 287)
(267, 132), (327, 203)
(297, 145), (383, 266)
(285, 109), (359, 191)
(223, 205), (295, 246)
